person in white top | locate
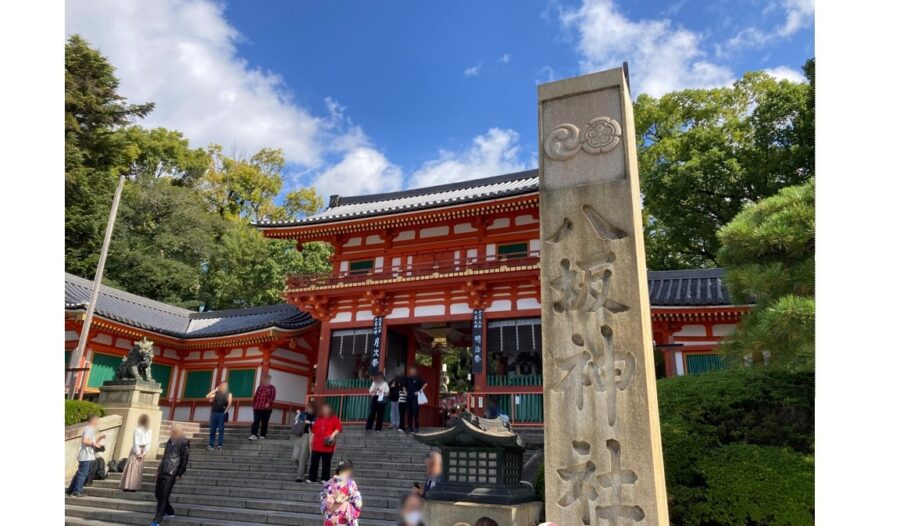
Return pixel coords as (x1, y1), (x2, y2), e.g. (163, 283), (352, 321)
(120, 414), (152, 491)
(365, 372), (390, 432)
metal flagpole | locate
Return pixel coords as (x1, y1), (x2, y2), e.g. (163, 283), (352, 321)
(66, 173), (127, 400)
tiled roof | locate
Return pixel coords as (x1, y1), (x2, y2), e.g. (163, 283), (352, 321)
(646, 268), (733, 306)
(257, 169), (539, 228)
(65, 273), (314, 339)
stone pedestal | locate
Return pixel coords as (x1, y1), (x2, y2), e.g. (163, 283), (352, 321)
(424, 500), (543, 526)
(97, 381), (163, 460)
(538, 67), (669, 524)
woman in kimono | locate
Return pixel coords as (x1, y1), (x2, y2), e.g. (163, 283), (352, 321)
(319, 460), (362, 526)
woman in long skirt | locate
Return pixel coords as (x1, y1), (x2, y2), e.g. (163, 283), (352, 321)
(120, 413), (152, 491)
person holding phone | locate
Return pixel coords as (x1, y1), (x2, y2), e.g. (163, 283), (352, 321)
(291, 399), (316, 483)
(205, 381), (232, 451)
(66, 413), (106, 497)
(308, 403), (342, 483)
(365, 372), (389, 432)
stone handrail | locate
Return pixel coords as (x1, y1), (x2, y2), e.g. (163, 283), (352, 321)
(64, 414), (123, 480)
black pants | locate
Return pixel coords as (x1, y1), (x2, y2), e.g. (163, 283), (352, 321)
(407, 394), (420, 431)
(308, 451), (333, 482)
(154, 473), (177, 522)
(250, 409), (272, 437)
(365, 397), (387, 431)
(398, 402), (407, 430)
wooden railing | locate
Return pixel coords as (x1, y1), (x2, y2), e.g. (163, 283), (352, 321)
(286, 250), (539, 290)
(165, 399), (305, 424)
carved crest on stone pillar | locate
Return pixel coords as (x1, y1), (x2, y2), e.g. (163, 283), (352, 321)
(543, 116), (623, 161)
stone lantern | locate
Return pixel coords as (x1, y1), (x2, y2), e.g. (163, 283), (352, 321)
(415, 413), (538, 512)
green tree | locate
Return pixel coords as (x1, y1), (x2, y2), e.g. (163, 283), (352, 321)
(65, 34), (153, 277)
(635, 60), (814, 269)
(717, 179), (815, 369)
(200, 145), (289, 223)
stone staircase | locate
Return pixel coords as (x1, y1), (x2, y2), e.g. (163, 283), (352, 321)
(65, 424), (437, 526)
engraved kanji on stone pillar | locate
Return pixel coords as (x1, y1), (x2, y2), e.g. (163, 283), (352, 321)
(539, 67), (669, 525)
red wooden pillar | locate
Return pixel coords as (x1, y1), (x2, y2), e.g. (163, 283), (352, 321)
(313, 321), (332, 397)
(261, 342), (274, 378)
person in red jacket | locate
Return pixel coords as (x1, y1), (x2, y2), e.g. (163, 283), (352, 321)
(308, 402), (343, 483)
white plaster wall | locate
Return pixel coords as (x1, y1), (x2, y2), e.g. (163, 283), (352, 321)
(420, 226), (450, 238)
(387, 307), (410, 319)
(486, 244), (496, 257)
(333, 312), (352, 323)
(713, 324), (737, 337)
(415, 305), (445, 317)
(186, 352), (201, 360)
(375, 256), (384, 270)
(344, 237), (362, 247)
(486, 300), (512, 312)
(202, 351), (217, 360)
(515, 214), (539, 226)
(454, 222), (477, 234)
(674, 325), (707, 337)
(529, 239), (541, 254)
(173, 406), (190, 421)
(366, 235), (384, 245)
(340, 261), (349, 273)
(236, 405), (253, 422)
(245, 347), (263, 357)
(450, 303), (472, 315)
(674, 351), (685, 376)
(193, 406), (211, 422)
(396, 230), (416, 241)
(271, 409), (284, 423)
(226, 349), (242, 358)
(356, 310), (374, 321)
(65, 330), (78, 341)
(517, 298), (541, 310)
(115, 338), (132, 349)
(92, 334), (113, 345)
(272, 347), (308, 363)
(488, 218), (510, 230)
(467, 248), (478, 260)
(269, 369), (309, 404)
(164, 349), (180, 360)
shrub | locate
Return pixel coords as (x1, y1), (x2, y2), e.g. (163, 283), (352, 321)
(65, 400), (105, 426)
(658, 368), (814, 525)
(533, 461), (545, 503)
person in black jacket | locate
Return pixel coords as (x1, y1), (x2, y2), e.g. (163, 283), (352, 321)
(151, 425), (190, 526)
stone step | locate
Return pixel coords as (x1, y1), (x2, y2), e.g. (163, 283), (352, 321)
(76, 487), (399, 518)
(92, 475), (416, 495)
(65, 495), (397, 525)
(103, 469), (424, 487)
(143, 455), (429, 471)
(87, 480), (411, 501)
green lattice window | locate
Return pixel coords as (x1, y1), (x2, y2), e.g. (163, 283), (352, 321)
(65, 350), (72, 369)
(685, 354), (725, 375)
(348, 259), (374, 273)
(183, 370), (213, 399)
(498, 242), (528, 258)
(87, 353), (122, 388)
(494, 393), (544, 423)
(325, 395), (370, 421)
(228, 368), (257, 398)
(151, 363), (172, 397)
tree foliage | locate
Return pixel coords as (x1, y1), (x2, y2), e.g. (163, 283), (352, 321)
(65, 35), (329, 309)
(635, 60), (815, 269)
(657, 368), (814, 525)
(717, 179), (815, 369)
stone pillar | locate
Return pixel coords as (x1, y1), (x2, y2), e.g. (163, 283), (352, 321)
(97, 381), (163, 461)
(538, 67), (669, 525)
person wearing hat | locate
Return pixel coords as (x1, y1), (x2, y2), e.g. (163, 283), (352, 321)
(319, 460), (362, 526)
(365, 372), (389, 432)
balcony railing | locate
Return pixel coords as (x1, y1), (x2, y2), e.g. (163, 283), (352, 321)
(286, 250), (539, 290)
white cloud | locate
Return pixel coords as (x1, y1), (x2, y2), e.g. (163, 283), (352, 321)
(560, 0), (734, 96)
(463, 62), (482, 78)
(499, 53), (512, 64)
(763, 66), (807, 83)
(409, 128), (527, 189)
(310, 147), (403, 198)
(778, 0), (815, 37)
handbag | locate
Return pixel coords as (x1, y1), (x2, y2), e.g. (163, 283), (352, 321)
(291, 411), (307, 436)
(417, 391), (428, 405)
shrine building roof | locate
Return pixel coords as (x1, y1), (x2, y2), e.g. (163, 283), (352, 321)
(647, 268), (733, 306)
(257, 169), (539, 228)
(65, 273), (314, 339)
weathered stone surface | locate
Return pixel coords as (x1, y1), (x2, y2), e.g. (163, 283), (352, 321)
(98, 382), (163, 461)
(538, 67), (669, 525)
(424, 500), (543, 526)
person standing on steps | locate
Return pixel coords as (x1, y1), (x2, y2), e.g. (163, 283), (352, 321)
(422, 451), (443, 498)
(249, 373), (277, 440)
(205, 381), (232, 451)
(151, 425), (190, 526)
(365, 372), (389, 432)
(292, 399), (316, 483)
(320, 460), (362, 526)
(66, 413), (105, 497)
(388, 376), (402, 430)
(308, 402), (343, 484)
(397, 374), (408, 433)
(120, 413), (151, 491)
(404, 366), (428, 433)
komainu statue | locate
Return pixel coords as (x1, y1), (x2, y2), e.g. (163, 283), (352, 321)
(115, 338), (155, 383)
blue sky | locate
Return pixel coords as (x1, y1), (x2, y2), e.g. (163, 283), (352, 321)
(66, 0), (813, 200)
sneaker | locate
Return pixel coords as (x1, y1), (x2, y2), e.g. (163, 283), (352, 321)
(163, 513), (175, 518)
(150, 523), (160, 526)
(207, 445), (213, 450)
(71, 492), (84, 498)
(215, 446), (222, 451)
(259, 436), (266, 440)
(248, 435), (258, 441)
(397, 428), (404, 433)
(306, 479), (317, 484)
(295, 477), (305, 483)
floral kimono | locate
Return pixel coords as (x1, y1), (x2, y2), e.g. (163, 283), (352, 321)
(319, 474), (362, 526)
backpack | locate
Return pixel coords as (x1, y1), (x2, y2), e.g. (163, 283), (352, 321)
(85, 457), (107, 485)
(117, 458), (128, 472)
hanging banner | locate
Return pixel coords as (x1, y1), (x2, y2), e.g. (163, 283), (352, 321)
(369, 316), (384, 376)
(471, 309), (485, 374)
